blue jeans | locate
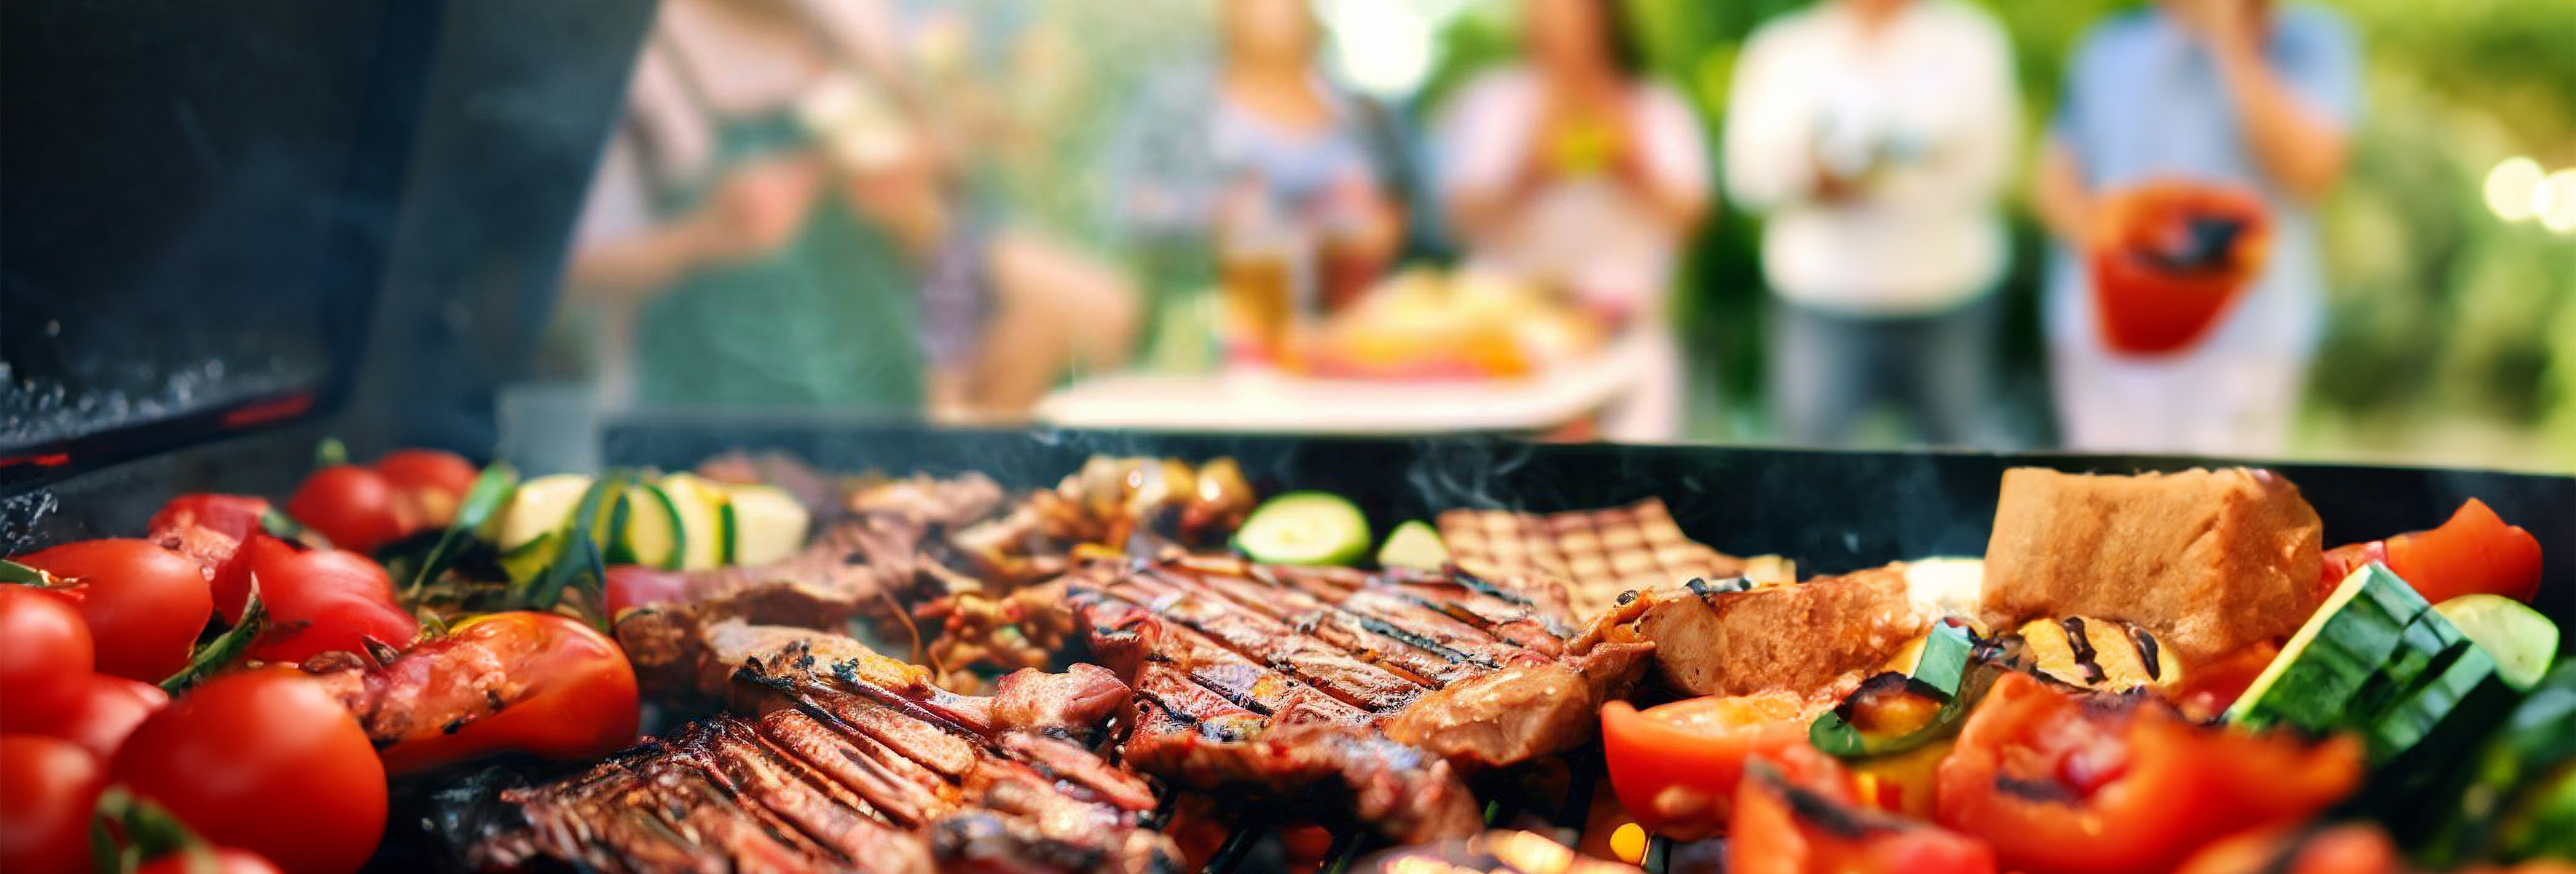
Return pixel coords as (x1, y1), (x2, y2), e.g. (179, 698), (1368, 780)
(1767, 294), (2003, 449)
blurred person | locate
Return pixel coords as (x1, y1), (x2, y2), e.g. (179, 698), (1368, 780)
(1106, 0), (1410, 316)
(1438, 0), (1712, 439)
(2034, 0), (2360, 454)
(564, 0), (1134, 415)
(1725, 0), (2018, 449)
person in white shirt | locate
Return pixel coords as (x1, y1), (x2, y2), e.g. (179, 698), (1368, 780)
(1724, 0), (2019, 448)
(1437, 0), (1711, 441)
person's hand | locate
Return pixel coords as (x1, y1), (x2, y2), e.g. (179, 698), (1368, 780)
(688, 155), (824, 264)
(2168, 0), (2261, 54)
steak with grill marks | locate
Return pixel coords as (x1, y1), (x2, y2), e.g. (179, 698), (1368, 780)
(469, 625), (1178, 874)
(1051, 554), (1652, 842)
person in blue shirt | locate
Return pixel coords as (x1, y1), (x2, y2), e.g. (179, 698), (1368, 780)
(2033, 0), (2361, 455)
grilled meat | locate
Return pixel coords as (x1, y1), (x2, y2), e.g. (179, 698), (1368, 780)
(1053, 554), (1652, 842)
(1439, 498), (1747, 621)
(949, 457), (1253, 590)
(1622, 567), (1928, 698)
(1981, 467), (2325, 664)
(473, 623), (1178, 874)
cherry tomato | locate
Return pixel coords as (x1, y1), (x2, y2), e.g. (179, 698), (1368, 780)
(0, 586), (94, 714)
(287, 465), (404, 555)
(136, 848), (288, 874)
(0, 674), (168, 761)
(237, 535), (417, 666)
(374, 449), (477, 529)
(15, 540), (213, 682)
(602, 564), (690, 617)
(2386, 498), (2544, 605)
(1601, 691), (1827, 838)
(348, 612), (640, 775)
(148, 495), (272, 544)
(1935, 672), (2363, 874)
(0, 734), (105, 874)
(109, 669), (386, 874)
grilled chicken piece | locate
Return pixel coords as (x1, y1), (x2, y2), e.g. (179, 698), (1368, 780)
(1625, 567), (1928, 698)
(1981, 468), (2325, 665)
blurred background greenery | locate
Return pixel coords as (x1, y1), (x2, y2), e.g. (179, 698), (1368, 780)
(970, 0), (2575, 471)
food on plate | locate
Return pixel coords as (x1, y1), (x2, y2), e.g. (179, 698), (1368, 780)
(1302, 267), (1606, 379)
(12, 538), (216, 681)
(1939, 672), (2362, 874)
(0, 734), (106, 874)
(109, 668), (387, 874)
(1235, 490), (1371, 566)
(1981, 467), (2325, 665)
(302, 611), (638, 775)
(1622, 564), (1926, 698)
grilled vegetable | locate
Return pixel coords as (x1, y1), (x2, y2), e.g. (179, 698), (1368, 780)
(2012, 615), (2180, 694)
(334, 612), (640, 776)
(2434, 594), (2559, 690)
(1729, 745), (1998, 874)
(1376, 519), (1448, 570)
(1939, 672), (2363, 874)
(1603, 691), (1826, 838)
(1810, 622), (1987, 759)
(607, 482), (685, 570)
(657, 473), (732, 571)
(2229, 563), (2521, 796)
(718, 483), (809, 567)
(1236, 491), (1370, 566)
(495, 474), (595, 554)
(2411, 660), (2576, 867)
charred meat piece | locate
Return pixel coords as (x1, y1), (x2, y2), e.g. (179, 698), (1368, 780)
(1981, 467), (2325, 664)
(949, 457), (1254, 589)
(1055, 555), (1651, 841)
(473, 626), (1177, 874)
(1624, 566), (1928, 698)
(1440, 498), (1747, 621)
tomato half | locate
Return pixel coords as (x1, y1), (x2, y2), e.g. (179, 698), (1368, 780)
(15, 540), (213, 682)
(353, 612), (640, 775)
(148, 495), (272, 545)
(1935, 672), (2363, 874)
(237, 535), (418, 666)
(149, 495), (273, 623)
(109, 669), (386, 874)
(0, 673), (168, 761)
(1602, 691), (1826, 838)
(0, 586), (94, 715)
(0, 734), (105, 874)
(136, 848), (288, 874)
(374, 449), (476, 529)
(287, 465), (405, 556)
(2385, 498), (2544, 605)
(1730, 744), (1997, 874)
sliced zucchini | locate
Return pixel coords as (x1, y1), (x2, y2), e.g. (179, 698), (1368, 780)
(498, 474), (593, 553)
(2435, 594), (2560, 690)
(1375, 519), (1448, 571)
(722, 484), (809, 567)
(611, 483), (686, 570)
(1236, 492), (1370, 567)
(497, 530), (559, 583)
(656, 473), (730, 571)
(2229, 562), (2432, 731)
(1812, 622), (1987, 759)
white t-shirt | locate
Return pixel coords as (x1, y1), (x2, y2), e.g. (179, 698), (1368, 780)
(1439, 68), (1711, 317)
(1724, 0), (2018, 315)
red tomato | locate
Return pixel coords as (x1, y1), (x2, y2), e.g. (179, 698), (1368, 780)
(374, 449), (477, 529)
(1601, 691), (1827, 838)
(1729, 744), (1998, 874)
(2318, 540), (2390, 599)
(0, 586), (94, 714)
(356, 612), (640, 775)
(2175, 824), (2406, 874)
(109, 669), (386, 874)
(602, 565), (690, 617)
(2386, 498), (2545, 605)
(0, 734), (105, 874)
(136, 848), (287, 874)
(287, 465), (404, 555)
(149, 495), (273, 622)
(15, 540), (213, 682)
(1935, 672), (2363, 874)
(237, 535), (417, 666)
(147, 495), (272, 544)
(0, 674), (168, 761)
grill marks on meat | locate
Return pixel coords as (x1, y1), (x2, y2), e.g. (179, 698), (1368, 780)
(479, 626), (1178, 874)
(1053, 556), (1653, 844)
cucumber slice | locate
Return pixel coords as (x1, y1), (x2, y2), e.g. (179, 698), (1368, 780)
(2436, 594), (2560, 690)
(1375, 519), (1448, 570)
(722, 484), (809, 567)
(2230, 562), (2430, 730)
(497, 530), (559, 583)
(1236, 492), (1370, 567)
(498, 474), (593, 553)
(613, 484), (687, 570)
(656, 473), (729, 571)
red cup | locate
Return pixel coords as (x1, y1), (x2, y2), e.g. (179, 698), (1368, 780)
(2086, 181), (2272, 355)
